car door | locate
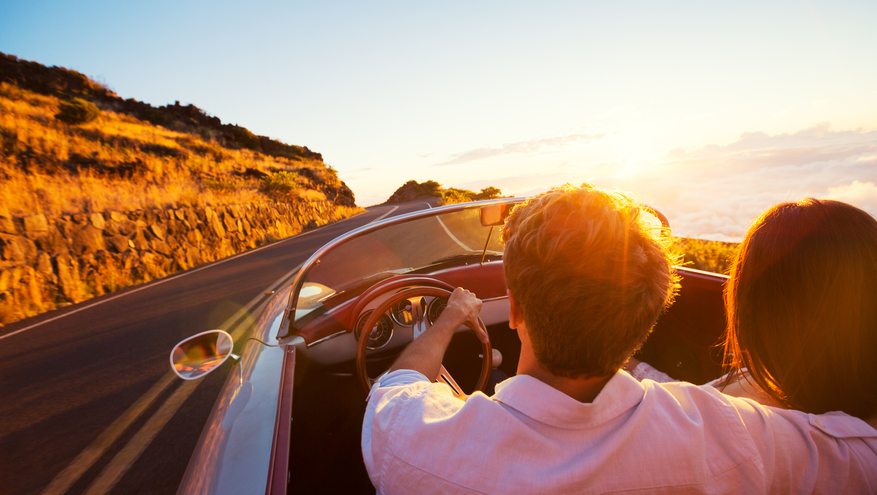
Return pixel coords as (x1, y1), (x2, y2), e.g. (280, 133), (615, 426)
(177, 289), (298, 495)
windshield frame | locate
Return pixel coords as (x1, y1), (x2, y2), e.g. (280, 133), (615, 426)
(277, 197), (526, 339)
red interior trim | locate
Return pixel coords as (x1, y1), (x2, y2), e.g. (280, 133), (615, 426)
(265, 346), (296, 495)
(429, 261), (506, 300)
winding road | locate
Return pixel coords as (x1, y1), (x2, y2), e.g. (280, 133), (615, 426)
(0, 202), (431, 495)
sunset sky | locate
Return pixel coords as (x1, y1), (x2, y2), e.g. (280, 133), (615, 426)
(2, 0), (875, 240)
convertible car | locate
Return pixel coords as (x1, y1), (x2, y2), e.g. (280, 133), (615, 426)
(170, 197), (728, 494)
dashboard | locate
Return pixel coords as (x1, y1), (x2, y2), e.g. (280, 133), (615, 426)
(306, 290), (509, 365)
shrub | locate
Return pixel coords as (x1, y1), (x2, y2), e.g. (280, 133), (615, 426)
(260, 171), (301, 201)
(230, 125), (262, 151)
(55, 98), (100, 125)
(440, 186), (507, 204)
(438, 187), (477, 205)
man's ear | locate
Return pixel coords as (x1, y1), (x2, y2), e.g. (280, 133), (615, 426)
(508, 289), (524, 329)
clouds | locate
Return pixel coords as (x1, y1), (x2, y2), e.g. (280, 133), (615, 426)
(447, 123), (876, 241)
(433, 133), (606, 167)
(629, 123), (877, 239)
(821, 181), (877, 216)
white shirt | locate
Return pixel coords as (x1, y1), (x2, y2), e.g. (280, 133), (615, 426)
(630, 362), (782, 408)
(362, 369), (877, 494)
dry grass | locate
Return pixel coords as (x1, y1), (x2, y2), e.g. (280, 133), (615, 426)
(0, 83), (339, 217)
(670, 237), (739, 275)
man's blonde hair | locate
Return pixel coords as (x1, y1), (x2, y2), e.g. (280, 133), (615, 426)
(502, 184), (680, 378)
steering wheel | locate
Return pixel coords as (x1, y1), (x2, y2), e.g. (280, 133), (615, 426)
(355, 282), (492, 395)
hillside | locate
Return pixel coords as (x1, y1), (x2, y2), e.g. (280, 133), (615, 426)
(0, 53), (365, 325)
(0, 52), (356, 218)
(385, 180), (505, 206)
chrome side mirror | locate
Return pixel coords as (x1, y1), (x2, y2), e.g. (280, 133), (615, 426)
(170, 330), (235, 380)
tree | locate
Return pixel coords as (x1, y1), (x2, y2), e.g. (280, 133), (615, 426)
(475, 187), (502, 200)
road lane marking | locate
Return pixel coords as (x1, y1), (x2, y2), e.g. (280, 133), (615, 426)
(82, 379), (202, 495)
(0, 205), (380, 342)
(38, 373), (177, 495)
(369, 205), (399, 224)
(39, 200), (431, 494)
(81, 297), (273, 495)
(38, 264), (299, 495)
(435, 216), (476, 252)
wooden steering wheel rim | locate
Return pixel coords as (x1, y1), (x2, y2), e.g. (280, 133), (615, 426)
(355, 284), (492, 394)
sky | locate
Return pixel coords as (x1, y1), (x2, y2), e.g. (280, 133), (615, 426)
(2, 0), (875, 240)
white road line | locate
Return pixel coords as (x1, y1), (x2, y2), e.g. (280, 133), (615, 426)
(0, 232), (309, 342)
(38, 264), (299, 495)
(81, 297), (273, 495)
(38, 373), (177, 495)
(369, 205), (399, 224)
(435, 216), (477, 252)
(83, 379), (202, 495)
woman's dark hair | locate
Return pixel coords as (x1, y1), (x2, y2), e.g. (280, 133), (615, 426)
(723, 199), (877, 419)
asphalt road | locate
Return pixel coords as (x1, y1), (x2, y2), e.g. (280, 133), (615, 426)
(0, 201), (431, 495)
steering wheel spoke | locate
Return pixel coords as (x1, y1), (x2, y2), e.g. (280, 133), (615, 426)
(436, 364), (467, 400)
(410, 296), (429, 340)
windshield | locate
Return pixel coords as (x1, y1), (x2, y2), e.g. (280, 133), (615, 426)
(292, 203), (511, 322)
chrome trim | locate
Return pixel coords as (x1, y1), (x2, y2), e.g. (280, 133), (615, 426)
(674, 265), (730, 280)
(367, 320), (394, 350)
(361, 313), (394, 350)
(481, 295), (509, 303)
(281, 197), (527, 337)
(410, 296), (428, 341)
(352, 311), (396, 351)
(390, 299), (415, 327)
(282, 197), (672, 337)
(278, 334), (306, 352)
(306, 330), (347, 348)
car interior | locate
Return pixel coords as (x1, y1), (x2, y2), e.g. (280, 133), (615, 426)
(287, 261), (728, 494)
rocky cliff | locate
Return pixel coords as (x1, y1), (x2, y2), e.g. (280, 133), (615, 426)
(0, 202), (349, 325)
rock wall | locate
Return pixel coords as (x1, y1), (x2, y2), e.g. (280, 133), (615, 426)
(0, 201), (349, 325)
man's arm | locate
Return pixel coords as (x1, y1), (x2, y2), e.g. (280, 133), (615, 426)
(388, 287), (488, 380)
(362, 290), (486, 491)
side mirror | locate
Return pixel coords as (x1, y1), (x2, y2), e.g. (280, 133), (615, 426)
(170, 330), (234, 380)
(480, 204), (512, 227)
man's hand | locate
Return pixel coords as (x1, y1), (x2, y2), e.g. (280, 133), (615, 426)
(444, 288), (489, 343)
(387, 287), (487, 383)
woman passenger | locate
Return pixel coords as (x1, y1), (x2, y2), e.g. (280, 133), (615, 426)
(629, 198), (877, 421)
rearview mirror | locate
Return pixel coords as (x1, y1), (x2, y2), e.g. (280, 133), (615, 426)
(170, 330), (234, 380)
(641, 204), (670, 236)
(480, 204), (512, 227)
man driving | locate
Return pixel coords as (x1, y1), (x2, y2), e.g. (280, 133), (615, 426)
(362, 184), (877, 494)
